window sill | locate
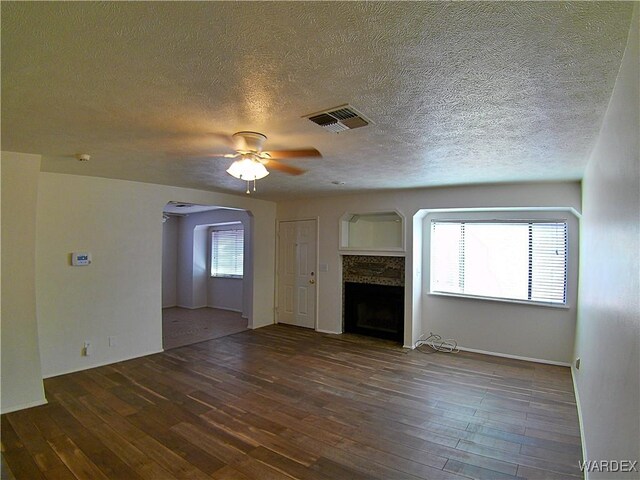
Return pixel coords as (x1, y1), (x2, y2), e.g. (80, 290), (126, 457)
(428, 291), (569, 309)
(211, 275), (243, 280)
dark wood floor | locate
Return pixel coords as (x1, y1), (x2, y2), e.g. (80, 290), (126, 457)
(1, 325), (583, 480)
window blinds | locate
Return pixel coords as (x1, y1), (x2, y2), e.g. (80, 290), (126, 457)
(529, 223), (568, 304)
(211, 228), (244, 277)
(430, 221), (567, 305)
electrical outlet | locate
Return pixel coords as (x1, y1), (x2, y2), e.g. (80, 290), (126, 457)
(575, 357), (581, 369)
(108, 336), (117, 347)
(83, 341), (92, 356)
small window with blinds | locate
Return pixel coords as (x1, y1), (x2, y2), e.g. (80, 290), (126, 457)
(210, 227), (244, 278)
(430, 220), (567, 306)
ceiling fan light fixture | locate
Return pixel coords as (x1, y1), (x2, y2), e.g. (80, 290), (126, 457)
(226, 156), (269, 194)
(218, 131), (319, 194)
(226, 157), (269, 181)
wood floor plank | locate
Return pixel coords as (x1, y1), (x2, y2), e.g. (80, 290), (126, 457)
(516, 464), (583, 479)
(230, 456), (295, 480)
(0, 454), (17, 480)
(279, 429), (424, 480)
(47, 436), (111, 480)
(129, 435), (212, 480)
(523, 426), (582, 446)
(1, 416), (24, 451)
(6, 410), (72, 476)
(2, 325), (583, 480)
(170, 421), (248, 464)
(248, 446), (331, 480)
(309, 456), (377, 480)
(0, 448), (45, 480)
(209, 465), (254, 480)
(443, 459), (525, 480)
(126, 409), (226, 476)
(84, 422), (180, 480)
(44, 403), (144, 480)
(456, 439), (582, 476)
(76, 396), (147, 441)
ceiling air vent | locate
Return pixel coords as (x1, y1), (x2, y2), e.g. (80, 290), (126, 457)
(304, 105), (370, 133)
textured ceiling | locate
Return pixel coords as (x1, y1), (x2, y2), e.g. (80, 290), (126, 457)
(1, 2), (634, 200)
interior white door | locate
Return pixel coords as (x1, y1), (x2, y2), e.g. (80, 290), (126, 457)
(277, 219), (317, 329)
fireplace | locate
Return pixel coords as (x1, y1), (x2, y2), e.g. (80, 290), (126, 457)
(342, 255), (405, 343)
(344, 282), (404, 342)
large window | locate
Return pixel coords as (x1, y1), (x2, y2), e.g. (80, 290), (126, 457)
(430, 220), (567, 305)
(210, 226), (244, 278)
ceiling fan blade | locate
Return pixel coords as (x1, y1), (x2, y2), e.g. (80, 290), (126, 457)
(262, 148), (321, 159)
(207, 153), (239, 158)
(207, 132), (236, 148)
(266, 160), (307, 176)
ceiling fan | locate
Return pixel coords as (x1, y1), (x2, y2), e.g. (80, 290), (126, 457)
(211, 131), (322, 194)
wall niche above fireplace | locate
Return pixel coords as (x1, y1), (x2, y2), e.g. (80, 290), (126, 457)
(339, 210), (404, 254)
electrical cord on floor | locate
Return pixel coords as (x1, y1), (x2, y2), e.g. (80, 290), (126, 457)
(414, 332), (459, 354)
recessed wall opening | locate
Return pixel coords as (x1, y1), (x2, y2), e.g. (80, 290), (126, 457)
(161, 201), (254, 349)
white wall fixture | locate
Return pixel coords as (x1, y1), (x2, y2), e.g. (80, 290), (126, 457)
(71, 252), (91, 266)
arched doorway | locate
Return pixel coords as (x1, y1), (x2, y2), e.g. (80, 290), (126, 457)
(161, 201), (253, 349)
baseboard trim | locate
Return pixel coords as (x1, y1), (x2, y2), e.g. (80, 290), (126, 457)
(176, 304), (208, 310)
(456, 345), (572, 367)
(571, 367), (589, 478)
(207, 305), (242, 313)
(42, 349), (165, 379)
(316, 328), (342, 335)
(162, 304), (177, 309)
(1, 398), (48, 415)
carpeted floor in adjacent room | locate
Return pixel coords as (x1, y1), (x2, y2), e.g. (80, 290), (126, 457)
(162, 307), (248, 350)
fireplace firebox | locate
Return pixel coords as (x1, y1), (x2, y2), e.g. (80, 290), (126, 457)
(344, 282), (404, 343)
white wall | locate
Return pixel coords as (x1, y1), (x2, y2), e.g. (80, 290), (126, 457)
(573, 6), (639, 476)
(1, 152), (47, 413)
(277, 181), (581, 361)
(162, 215), (178, 307)
(192, 225), (209, 308)
(422, 209), (579, 364)
(35, 172), (276, 378)
(176, 209), (250, 315)
(209, 278), (243, 313)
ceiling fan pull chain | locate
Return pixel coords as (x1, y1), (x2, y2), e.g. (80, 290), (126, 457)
(253, 179), (257, 192)
(246, 180), (250, 194)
